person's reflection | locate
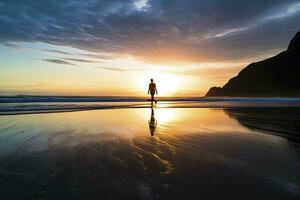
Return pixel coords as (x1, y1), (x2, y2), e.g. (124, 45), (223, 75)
(148, 108), (157, 136)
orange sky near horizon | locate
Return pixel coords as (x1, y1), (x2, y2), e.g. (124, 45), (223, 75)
(0, 42), (283, 97)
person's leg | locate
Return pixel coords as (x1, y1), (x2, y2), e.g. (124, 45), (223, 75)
(151, 94), (155, 105)
(152, 93), (157, 104)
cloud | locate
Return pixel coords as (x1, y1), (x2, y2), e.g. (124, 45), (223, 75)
(42, 49), (71, 55)
(263, 1), (300, 21)
(42, 59), (75, 65)
(2, 41), (21, 49)
(77, 53), (118, 60)
(96, 66), (145, 72)
(62, 58), (99, 63)
(134, 0), (149, 11)
(0, 0), (299, 63)
(97, 66), (128, 72)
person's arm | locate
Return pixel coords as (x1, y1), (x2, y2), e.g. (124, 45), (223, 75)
(155, 84), (158, 94)
(148, 84), (150, 94)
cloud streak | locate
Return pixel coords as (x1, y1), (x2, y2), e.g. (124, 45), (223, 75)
(97, 66), (128, 72)
(62, 58), (99, 63)
(42, 59), (75, 66)
(42, 49), (71, 55)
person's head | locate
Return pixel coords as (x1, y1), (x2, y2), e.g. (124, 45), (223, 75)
(150, 78), (154, 83)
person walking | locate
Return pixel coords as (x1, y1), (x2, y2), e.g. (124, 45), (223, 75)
(148, 78), (158, 105)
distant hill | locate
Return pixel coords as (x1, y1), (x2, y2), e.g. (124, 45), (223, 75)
(206, 31), (300, 97)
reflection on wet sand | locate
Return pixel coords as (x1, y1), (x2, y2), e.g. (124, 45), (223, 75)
(224, 108), (300, 148)
(0, 108), (299, 199)
(148, 108), (157, 136)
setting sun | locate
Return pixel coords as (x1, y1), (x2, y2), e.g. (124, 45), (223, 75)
(137, 72), (184, 96)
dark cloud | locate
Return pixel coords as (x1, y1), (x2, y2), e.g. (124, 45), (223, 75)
(2, 41), (21, 49)
(0, 0), (299, 63)
(42, 49), (71, 55)
(62, 58), (99, 63)
(42, 59), (75, 65)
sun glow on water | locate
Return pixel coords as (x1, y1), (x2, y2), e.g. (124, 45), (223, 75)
(154, 108), (180, 124)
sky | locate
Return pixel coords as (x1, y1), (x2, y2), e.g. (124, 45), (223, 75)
(0, 0), (300, 97)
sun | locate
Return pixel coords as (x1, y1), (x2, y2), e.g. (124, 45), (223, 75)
(137, 72), (183, 96)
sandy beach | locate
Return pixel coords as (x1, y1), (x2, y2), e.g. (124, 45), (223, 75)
(0, 101), (299, 200)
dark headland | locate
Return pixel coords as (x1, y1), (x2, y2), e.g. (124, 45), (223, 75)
(206, 31), (300, 97)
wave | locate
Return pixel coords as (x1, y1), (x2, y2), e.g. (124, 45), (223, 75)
(1, 95), (300, 103)
(1, 100), (300, 115)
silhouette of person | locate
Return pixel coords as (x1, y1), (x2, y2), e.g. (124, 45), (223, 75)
(148, 107), (157, 136)
(148, 78), (158, 106)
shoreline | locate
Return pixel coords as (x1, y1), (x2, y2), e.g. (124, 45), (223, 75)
(1, 101), (300, 116)
(1, 96), (300, 103)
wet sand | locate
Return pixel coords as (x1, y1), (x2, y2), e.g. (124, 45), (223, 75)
(0, 105), (299, 199)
